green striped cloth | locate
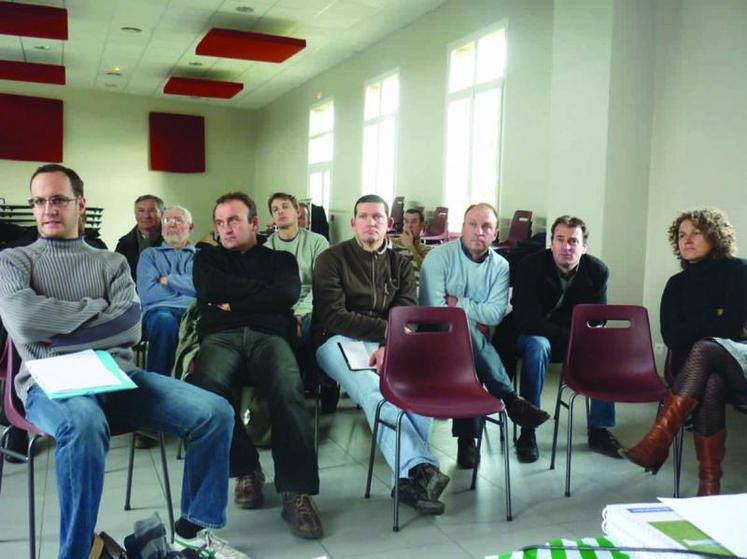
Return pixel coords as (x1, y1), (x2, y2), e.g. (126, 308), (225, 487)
(489, 537), (630, 559)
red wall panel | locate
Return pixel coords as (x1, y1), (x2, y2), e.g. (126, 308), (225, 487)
(149, 112), (205, 173)
(0, 93), (63, 162)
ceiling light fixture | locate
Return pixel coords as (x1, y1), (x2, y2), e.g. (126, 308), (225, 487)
(235, 6), (254, 13)
(104, 83), (117, 88)
(106, 67), (122, 76)
(188, 61), (203, 67)
(33, 45), (51, 50)
(120, 26), (142, 33)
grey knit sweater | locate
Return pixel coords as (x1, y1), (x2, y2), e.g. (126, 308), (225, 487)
(0, 237), (141, 403)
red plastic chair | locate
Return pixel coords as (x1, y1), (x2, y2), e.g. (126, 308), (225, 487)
(0, 338), (174, 558)
(548, 305), (668, 496)
(364, 306), (512, 531)
(389, 196), (405, 234)
(496, 210), (532, 248)
(421, 209), (449, 244)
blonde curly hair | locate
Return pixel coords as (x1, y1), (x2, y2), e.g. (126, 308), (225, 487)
(668, 208), (737, 268)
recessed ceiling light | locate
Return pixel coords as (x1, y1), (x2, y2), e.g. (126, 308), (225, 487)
(188, 61), (203, 67)
(104, 83), (118, 88)
(235, 6), (254, 13)
(120, 26), (142, 33)
(106, 67), (123, 76)
(33, 45), (51, 50)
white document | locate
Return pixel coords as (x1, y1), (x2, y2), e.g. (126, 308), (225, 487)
(25, 349), (136, 399)
(338, 341), (375, 371)
(660, 494), (747, 557)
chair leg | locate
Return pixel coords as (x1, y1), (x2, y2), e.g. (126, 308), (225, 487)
(158, 434), (175, 542)
(471, 417), (487, 490)
(392, 411), (405, 533)
(314, 383), (320, 458)
(124, 433), (136, 510)
(564, 393), (578, 497)
(672, 427), (684, 498)
(500, 411), (513, 521)
(365, 400), (386, 498)
(550, 380), (568, 470)
(0, 425), (9, 496)
(28, 442), (36, 559)
(176, 438), (184, 460)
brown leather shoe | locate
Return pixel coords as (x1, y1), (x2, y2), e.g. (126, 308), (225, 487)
(234, 468), (265, 509)
(133, 433), (156, 449)
(281, 492), (323, 539)
(505, 397), (550, 429)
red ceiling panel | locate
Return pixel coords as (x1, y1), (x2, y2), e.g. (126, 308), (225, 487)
(164, 77), (243, 99)
(0, 60), (65, 85)
(0, 1), (68, 40)
(196, 28), (306, 63)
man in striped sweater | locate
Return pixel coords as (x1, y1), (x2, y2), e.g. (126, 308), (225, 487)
(0, 165), (240, 559)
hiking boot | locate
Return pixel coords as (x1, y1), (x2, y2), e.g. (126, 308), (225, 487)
(588, 428), (623, 459)
(281, 492), (323, 539)
(134, 433), (156, 449)
(234, 468), (265, 509)
(409, 463), (450, 501)
(515, 430), (539, 463)
(392, 478), (445, 515)
(505, 397), (550, 429)
(456, 436), (478, 469)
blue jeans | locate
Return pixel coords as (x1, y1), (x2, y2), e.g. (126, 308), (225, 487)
(452, 325), (515, 437)
(143, 306), (186, 375)
(25, 369), (233, 559)
(516, 335), (615, 429)
(316, 335), (438, 482)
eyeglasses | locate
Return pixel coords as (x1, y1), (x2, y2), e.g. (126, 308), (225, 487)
(27, 196), (78, 209)
(163, 217), (187, 225)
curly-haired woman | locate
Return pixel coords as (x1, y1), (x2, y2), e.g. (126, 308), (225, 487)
(623, 208), (747, 495)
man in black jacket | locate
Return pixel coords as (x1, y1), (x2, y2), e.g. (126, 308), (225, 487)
(115, 194), (164, 281)
(510, 215), (621, 463)
(188, 192), (322, 540)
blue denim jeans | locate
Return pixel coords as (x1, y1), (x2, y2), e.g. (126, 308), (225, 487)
(316, 335), (437, 482)
(143, 306), (187, 375)
(516, 335), (615, 429)
(25, 369), (233, 559)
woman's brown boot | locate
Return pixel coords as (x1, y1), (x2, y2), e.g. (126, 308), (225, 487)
(623, 392), (698, 474)
(694, 430), (726, 496)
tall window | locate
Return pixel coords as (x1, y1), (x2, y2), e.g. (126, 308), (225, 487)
(362, 71), (399, 203)
(443, 26), (506, 224)
(308, 99), (334, 212)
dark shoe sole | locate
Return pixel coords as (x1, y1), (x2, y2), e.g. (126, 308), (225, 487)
(424, 471), (450, 501)
(281, 508), (323, 539)
(589, 442), (624, 459)
(403, 498), (445, 515)
(235, 496), (264, 509)
(515, 447), (539, 463)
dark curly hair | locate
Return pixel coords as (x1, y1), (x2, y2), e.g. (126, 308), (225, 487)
(668, 208), (737, 268)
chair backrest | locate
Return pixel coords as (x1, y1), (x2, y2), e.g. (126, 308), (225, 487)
(380, 306), (478, 407)
(563, 304), (666, 403)
(499, 210), (532, 246)
(1, 338), (46, 436)
(424, 210), (448, 237)
(390, 196), (405, 233)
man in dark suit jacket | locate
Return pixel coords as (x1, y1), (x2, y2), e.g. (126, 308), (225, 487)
(115, 194), (164, 281)
(510, 215), (621, 463)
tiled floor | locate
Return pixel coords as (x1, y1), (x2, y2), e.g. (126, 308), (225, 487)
(2, 374), (746, 558)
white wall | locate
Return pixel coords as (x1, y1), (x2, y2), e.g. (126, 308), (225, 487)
(643, 0), (747, 346)
(0, 83), (255, 248)
(253, 0), (554, 239)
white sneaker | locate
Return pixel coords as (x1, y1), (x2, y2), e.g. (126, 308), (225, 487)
(173, 529), (250, 559)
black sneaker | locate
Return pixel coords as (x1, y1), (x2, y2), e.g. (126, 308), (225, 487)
(505, 397), (550, 429)
(409, 463), (450, 501)
(515, 430), (539, 463)
(588, 428), (623, 459)
(456, 436), (478, 469)
(392, 478), (445, 515)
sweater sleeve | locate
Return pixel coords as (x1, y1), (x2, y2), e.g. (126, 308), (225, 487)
(137, 248), (174, 307)
(313, 249), (387, 341)
(292, 234), (330, 318)
(457, 257), (509, 326)
(229, 252), (301, 315)
(0, 249), (108, 344)
(512, 256), (566, 346)
(194, 247), (272, 304)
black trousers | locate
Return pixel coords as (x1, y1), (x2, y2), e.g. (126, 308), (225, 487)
(189, 327), (319, 495)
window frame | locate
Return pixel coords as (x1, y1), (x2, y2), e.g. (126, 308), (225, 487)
(307, 97), (335, 213)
